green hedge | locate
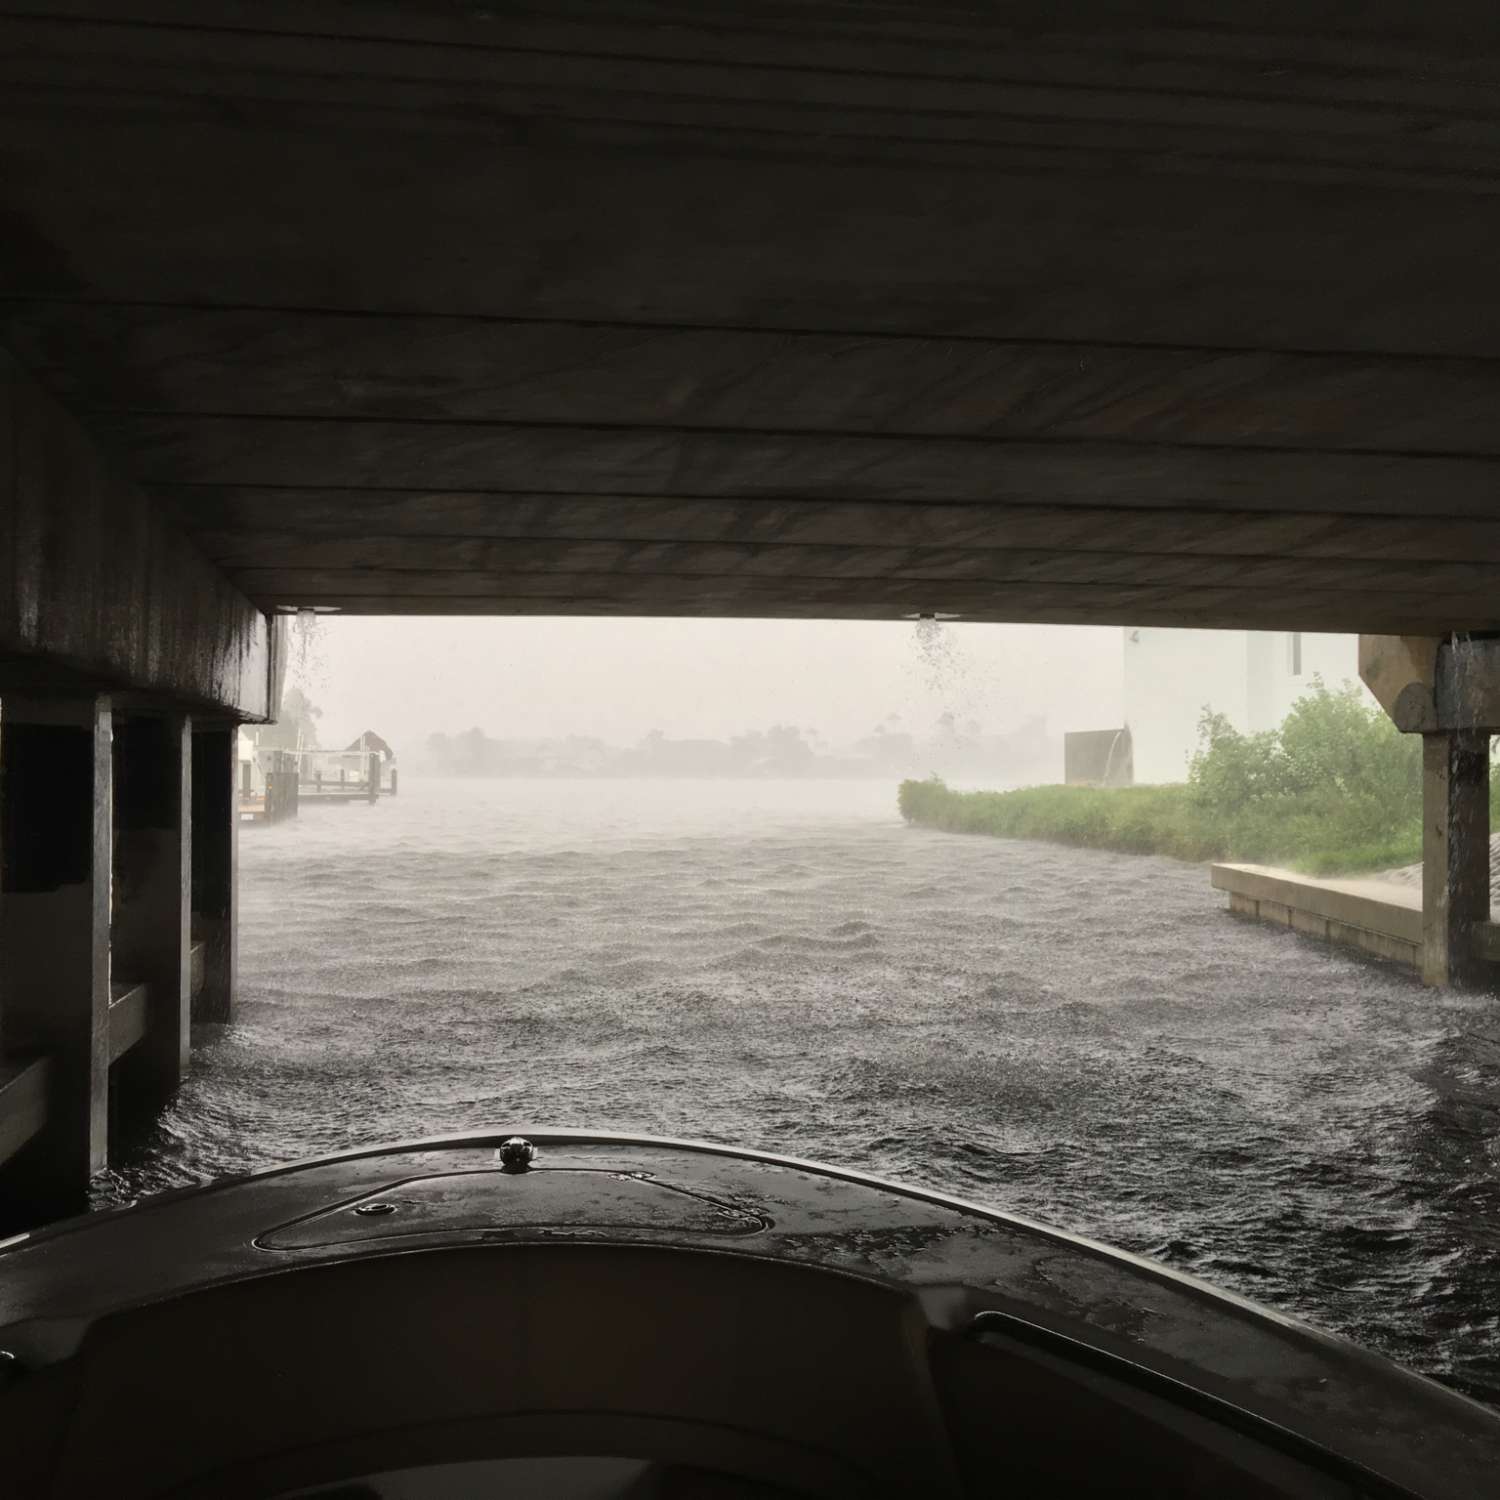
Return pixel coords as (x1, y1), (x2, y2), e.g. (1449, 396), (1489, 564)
(900, 680), (1450, 875)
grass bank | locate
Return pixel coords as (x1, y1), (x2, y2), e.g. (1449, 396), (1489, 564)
(897, 778), (1422, 875)
(900, 681), (1449, 876)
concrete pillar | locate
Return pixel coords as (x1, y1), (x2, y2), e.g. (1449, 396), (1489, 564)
(191, 727), (237, 1023)
(1421, 731), (1490, 988)
(112, 714), (191, 1122)
(0, 696), (112, 1220)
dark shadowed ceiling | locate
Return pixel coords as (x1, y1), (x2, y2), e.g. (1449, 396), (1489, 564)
(5, 0), (1500, 630)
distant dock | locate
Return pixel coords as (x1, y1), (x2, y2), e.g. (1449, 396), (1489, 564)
(239, 745), (397, 823)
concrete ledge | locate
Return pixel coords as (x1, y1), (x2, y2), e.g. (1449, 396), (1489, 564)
(107, 980), (150, 1065)
(1472, 923), (1500, 964)
(1212, 863), (1423, 971)
(0, 1057), (50, 1167)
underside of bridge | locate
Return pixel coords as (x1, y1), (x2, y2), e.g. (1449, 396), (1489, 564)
(6, 2), (1500, 1220)
(6, 1), (1500, 641)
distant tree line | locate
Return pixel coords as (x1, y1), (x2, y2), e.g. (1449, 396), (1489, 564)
(422, 716), (1054, 781)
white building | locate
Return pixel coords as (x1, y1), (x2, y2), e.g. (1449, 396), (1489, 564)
(1123, 629), (1365, 785)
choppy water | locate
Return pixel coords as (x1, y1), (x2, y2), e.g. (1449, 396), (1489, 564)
(99, 779), (1500, 1403)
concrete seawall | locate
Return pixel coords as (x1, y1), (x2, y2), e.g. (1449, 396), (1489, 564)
(1211, 863), (1424, 972)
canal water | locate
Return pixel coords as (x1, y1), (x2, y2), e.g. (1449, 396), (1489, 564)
(100, 778), (1500, 1404)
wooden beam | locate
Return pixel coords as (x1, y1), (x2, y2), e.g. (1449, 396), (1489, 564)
(85, 414), (1500, 514)
(17, 0), (1500, 81)
(188, 537), (1500, 601)
(6, 9), (1500, 200)
(7, 81), (1500, 358)
(11, 305), (1500, 457)
(221, 567), (1496, 613)
(211, 586), (1500, 635)
(168, 489), (1500, 565)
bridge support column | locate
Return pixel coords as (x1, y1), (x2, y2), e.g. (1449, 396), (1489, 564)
(192, 727), (237, 1023)
(1421, 732), (1491, 989)
(0, 696), (112, 1221)
(112, 713), (192, 1128)
(1362, 636), (1496, 989)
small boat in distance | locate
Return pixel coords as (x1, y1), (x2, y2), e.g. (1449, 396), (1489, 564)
(1, 1131), (1495, 1498)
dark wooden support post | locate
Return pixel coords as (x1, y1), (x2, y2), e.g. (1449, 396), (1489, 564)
(0, 696), (112, 1221)
(112, 714), (191, 1125)
(389, 767), (398, 796)
(192, 727), (237, 1023)
(367, 752), (380, 803)
(1421, 731), (1491, 989)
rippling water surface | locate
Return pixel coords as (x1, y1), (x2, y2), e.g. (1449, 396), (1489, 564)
(101, 778), (1500, 1402)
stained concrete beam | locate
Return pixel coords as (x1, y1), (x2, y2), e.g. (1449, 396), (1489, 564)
(0, 349), (274, 720)
(1358, 636), (1440, 733)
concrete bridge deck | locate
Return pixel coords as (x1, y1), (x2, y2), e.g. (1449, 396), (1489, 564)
(7, 3), (1500, 632)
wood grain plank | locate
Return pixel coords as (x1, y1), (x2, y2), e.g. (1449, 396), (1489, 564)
(91, 414), (1500, 513)
(163, 489), (1500, 564)
(239, 584), (1497, 634)
(13, 2), (1500, 116)
(234, 566), (1495, 620)
(6, 105), (1500, 355)
(8, 16), (1500, 176)
(12, 305), (1500, 456)
(184, 534), (1500, 601)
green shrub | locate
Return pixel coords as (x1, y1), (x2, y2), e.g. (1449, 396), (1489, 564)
(901, 680), (1442, 873)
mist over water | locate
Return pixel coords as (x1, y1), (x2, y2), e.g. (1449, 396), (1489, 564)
(99, 777), (1500, 1405)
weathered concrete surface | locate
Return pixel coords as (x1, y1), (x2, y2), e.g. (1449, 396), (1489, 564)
(1358, 636), (1441, 734)
(190, 728), (239, 1025)
(111, 713), (193, 1119)
(1419, 733), (1491, 989)
(0, 351), (274, 719)
(0, 697), (113, 1219)
(1212, 864), (1423, 972)
(1361, 634), (1500, 735)
(4, 8), (1500, 627)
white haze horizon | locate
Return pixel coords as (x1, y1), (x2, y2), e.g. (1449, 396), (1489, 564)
(291, 617), (1128, 757)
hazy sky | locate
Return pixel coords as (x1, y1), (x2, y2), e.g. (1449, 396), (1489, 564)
(293, 618), (1126, 753)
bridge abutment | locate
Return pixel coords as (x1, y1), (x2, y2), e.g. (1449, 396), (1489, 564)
(1361, 635), (1498, 989)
